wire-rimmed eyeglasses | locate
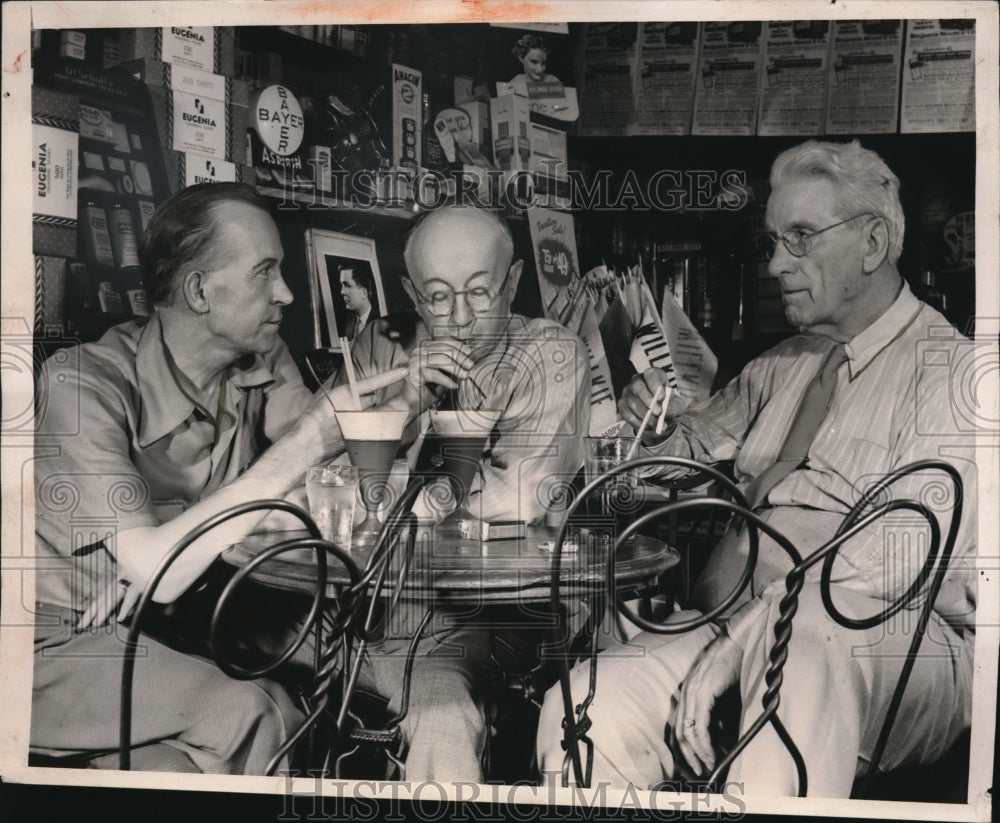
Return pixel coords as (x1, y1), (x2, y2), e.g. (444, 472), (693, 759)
(757, 213), (876, 260)
(411, 267), (514, 317)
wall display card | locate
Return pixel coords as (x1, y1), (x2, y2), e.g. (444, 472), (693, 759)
(758, 21), (832, 136)
(182, 153), (237, 186)
(32, 121), (78, 222)
(171, 89), (227, 158)
(392, 64), (422, 171)
(168, 63), (227, 103)
(579, 23), (640, 136)
(901, 19), (976, 133)
(633, 22), (701, 135)
(161, 26), (215, 71)
(826, 20), (904, 134)
(528, 208), (618, 435)
(692, 22), (764, 136)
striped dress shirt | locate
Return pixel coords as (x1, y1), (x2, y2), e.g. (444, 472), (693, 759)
(649, 282), (982, 635)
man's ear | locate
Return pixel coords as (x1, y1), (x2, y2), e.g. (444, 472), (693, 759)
(507, 259), (524, 296)
(180, 269), (210, 314)
(862, 217), (890, 273)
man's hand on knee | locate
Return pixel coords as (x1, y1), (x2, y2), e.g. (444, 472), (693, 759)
(671, 634), (742, 776)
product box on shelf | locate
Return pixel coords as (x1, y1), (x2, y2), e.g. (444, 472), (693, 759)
(490, 93), (570, 210)
(32, 87), (82, 258)
(32, 54), (172, 343)
(120, 57), (251, 191)
(59, 30), (87, 61)
(118, 27), (237, 77)
(391, 63), (423, 172)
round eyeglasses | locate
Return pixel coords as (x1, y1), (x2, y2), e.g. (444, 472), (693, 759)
(412, 267), (513, 317)
(756, 213), (875, 260)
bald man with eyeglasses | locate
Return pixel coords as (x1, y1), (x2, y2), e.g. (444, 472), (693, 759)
(337, 204), (590, 782)
(536, 139), (980, 798)
(346, 203), (590, 527)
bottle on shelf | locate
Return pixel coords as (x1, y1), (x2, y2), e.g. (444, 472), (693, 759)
(79, 199), (126, 325)
(108, 201), (141, 270)
(120, 269), (152, 319)
(107, 202), (152, 318)
(80, 200), (116, 268)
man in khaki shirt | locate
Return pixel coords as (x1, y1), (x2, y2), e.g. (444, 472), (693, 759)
(31, 183), (402, 774)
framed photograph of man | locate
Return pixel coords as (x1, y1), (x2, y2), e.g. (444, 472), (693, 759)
(305, 229), (388, 351)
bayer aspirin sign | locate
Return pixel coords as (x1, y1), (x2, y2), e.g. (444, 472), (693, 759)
(252, 85), (305, 156)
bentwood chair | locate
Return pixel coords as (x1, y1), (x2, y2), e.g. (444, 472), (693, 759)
(549, 458), (964, 799)
(119, 498), (364, 775)
(548, 455), (756, 788)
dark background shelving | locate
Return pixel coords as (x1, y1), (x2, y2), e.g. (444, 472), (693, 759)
(32, 22), (978, 390)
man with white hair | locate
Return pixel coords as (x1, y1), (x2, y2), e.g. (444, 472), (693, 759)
(536, 139), (979, 797)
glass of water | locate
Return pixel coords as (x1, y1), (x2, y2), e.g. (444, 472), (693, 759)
(584, 436), (639, 519)
(306, 464), (359, 550)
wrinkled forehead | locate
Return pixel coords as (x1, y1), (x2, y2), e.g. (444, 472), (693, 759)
(765, 176), (841, 231)
(406, 210), (512, 286)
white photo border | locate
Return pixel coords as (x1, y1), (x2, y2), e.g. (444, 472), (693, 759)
(1, 2), (997, 822)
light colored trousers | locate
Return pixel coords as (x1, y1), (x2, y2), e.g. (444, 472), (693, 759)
(31, 599), (536, 782)
(536, 584), (974, 798)
(360, 602), (539, 783)
(31, 603), (304, 775)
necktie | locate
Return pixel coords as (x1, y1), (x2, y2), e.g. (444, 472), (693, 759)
(745, 342), (848, 509)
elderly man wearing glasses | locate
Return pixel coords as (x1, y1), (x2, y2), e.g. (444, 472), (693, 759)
(348, 204), (590, 527)
(342, 204), (590, 782)
(536, 139), (979, 798)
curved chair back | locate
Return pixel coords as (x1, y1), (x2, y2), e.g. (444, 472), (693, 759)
(549, 458), (963, 796)
(548, 455), (758, 787)
(120, 499), (361, 775)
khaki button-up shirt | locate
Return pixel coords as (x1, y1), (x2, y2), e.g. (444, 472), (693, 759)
(33, 312), (312, 610)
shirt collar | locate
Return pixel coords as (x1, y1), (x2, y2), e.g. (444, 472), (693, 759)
(356, 307), (372, 334)
(844, 280), (922, 380)
(136, 313), (278, 446)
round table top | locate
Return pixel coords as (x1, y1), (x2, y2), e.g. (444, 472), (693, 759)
(222, 525), (680, 605)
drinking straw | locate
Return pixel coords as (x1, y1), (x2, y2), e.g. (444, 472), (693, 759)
(626, 384), (664, 461)
(305, 354), (338, 415)
(655, 385), (673, 435)
(339, 336), (361, 409)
